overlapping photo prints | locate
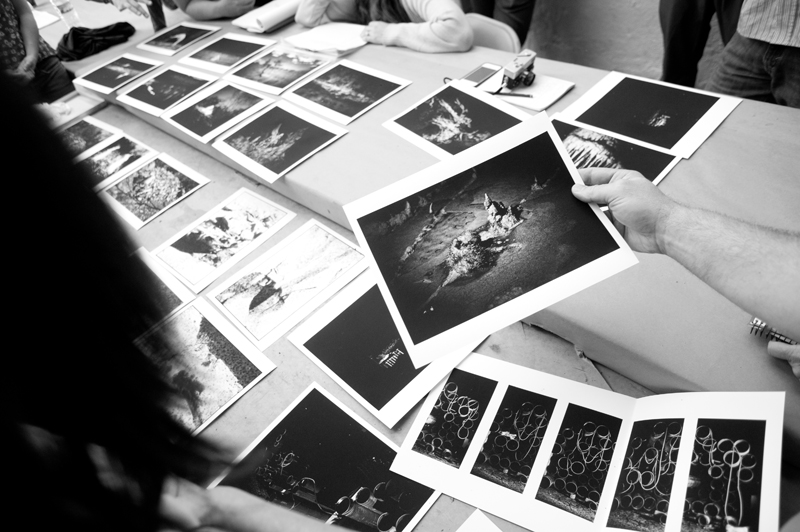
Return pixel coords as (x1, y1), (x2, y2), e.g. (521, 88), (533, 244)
(153, 188), (295, 293)
(225, 46), (331, 95)
(75, 135), (157, 191)
(136, 22), (220, 56)
(162, 81), (273, 143)
(384, 80), (530, 159)
(209, 384), (437, 531)
(99, 154), (209, 230)
(179, 32), (275, 74)
(57, 116), (121, 159)
(135, 299), (275, 435)
(133, 247), (195, 322)
(213, 101), (347, 184)
(73, 53), (162, 94)
(208, 219), (367, 350)
(390, 354), (783, 532)
(284, 60), (411, 125)
(117, 65), (217, 116)
(345, 114), (635, 366)
(289, 272), (470, 428)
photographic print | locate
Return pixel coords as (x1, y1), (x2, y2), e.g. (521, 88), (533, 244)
(213, 101), (347, 184)
(552, 117), (680, 186)
(75, 135), (157, 191)
(136, 22), (220, 56)
(680, 419), (765, 532)
(116, 66), (217, 116)
(559, 72), (740, 158)
(153, 188), (295, 293)
(57, 116), (121, 159)
(535, 403), (623, 522)
(225, 46), (331, 95)
(99, 154), (210, 230)
(133, 247), (195, 322)
(384, 80), (530, 159)
(289, 272), (471, 428)
(210, 384), (437, 531)
(345, 114), (635, 366)
(284, 60), (411, 125)
(162, 81), (273, 143)
(73, 53), (162, 94)
(208, 219), (368, 350)
(470, 386), (557, 493)
(179, 32), (275, 74)
(606, 419), (684, 532)
(135, 299), (275, 434)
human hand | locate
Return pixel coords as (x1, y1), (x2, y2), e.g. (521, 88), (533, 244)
(216, 0), (255, 18)
(572, 168), (679, 254)
(110, 0), (152, 18)
(361, 21), (389, 44)
(9, 57), (35, 84)
(767, 341), (800, 379)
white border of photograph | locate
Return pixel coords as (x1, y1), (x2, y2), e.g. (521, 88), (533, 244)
(558, 71), (740, 159)
(134, 247), (195, 320)
(178, 32), (276, 74)
(345, 113), (637, 367)
(152, 188), (296, 293)
(61, 116), (123, 161)
(136, 21), (221, 56)
(212, 100), (348, 184)
(161, 81), (274, 143)
(551, 113), (681, 186)
(73, 53), (163, 94)
(116, 65), (218, 116)
(383, 79), (532, 160)
(139, 298), (276, 436)
(99, 153), (210, 230)
(223, 46), (332, 95)
(73, 136), (158, 192)
(284, 59), (412, 125)
(207, 219), (368, 350)
(456, 510), (504, 532)
(288, 271), (473, 428)
(208, 381), (440, 532)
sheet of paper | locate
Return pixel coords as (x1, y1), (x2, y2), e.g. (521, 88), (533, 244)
(74, 134), (157, 191)
(73, 53), (162, 95)
(231, 0), (301, 33)
(136, 22), (220, 57)
(481, 71), (575, 112)
(456, 510), (504, 532)
(116, 65), (217, 117)
(57, 115), (122, 160)
(33, 8), (59, 29)
(178, 32), (276, 74)
(283, 22), (367, 55)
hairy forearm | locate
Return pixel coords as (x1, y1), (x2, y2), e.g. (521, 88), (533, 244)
(658, 204), (800, 339)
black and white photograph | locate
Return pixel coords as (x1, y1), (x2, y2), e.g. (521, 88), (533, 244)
(535, 403), (623, 522)
(133, 247), (195, 323)
(213, 101), (347, 184)
(345, 115), (635, 366)
(162, 81), (273, 143)
(412, 368), (497, 468)
(153, 188), (295, 292)
(210, 384), (437, 531)
(470, 386), (557, 493)
(116, 65), (217, 116)
(606, 419), (684, 532)
(99, 154), (210, 230)
(552, 117), (680, 186)
(284, 60), (411, 125)
(73, 53), (162, 94)
(208, 219), (368, 349)
(179, 32), (275, 74)
(75, 135), (157, 190)
(134, 299), (275, 434)
(225, 47), (331, 95)
(384, 80), (530, 159)
(681, 419), (766, 532)
(136, 21), (220, 56)
(57, 116), (121, 159)
(559, 72), (740, 158)
(289, 273), (469, 428)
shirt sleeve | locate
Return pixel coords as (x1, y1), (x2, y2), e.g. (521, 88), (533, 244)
(295, 0), (358, 27)
(380, 0), (473, 52)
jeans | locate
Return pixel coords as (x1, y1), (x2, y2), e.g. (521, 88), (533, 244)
(707, 31), (800, 108)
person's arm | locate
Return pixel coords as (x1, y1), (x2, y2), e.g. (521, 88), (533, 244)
(173, 0), (254, 20)
(10, 0), (39, 82)
(572, 168), (800, 341)
(363, 0), (472, 52)
(295, 0), (335, 26)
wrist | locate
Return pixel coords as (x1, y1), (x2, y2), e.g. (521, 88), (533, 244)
(655, 201), (685, 258)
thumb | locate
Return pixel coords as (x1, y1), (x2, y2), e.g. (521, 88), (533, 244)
(572, 183), (613, 205)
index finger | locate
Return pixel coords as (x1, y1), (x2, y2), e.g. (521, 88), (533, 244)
(578, 167), (619, 186)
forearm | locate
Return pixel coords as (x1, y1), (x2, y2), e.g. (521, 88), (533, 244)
(380, 17), (472, 52)
(295, 0), (335, 26)
(175, 0), (230, 20)
(15, 0), (40, 61)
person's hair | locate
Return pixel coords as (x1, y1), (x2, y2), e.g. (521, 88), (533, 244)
(2, 73), (215, 532)
(353, 0), (411, 24)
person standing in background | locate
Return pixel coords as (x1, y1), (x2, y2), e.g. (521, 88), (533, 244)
(460, 0), (533, 46)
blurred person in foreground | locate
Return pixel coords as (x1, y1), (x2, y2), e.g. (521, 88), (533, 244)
(1, 72), (331, 532)
(572, 168), (800, 379)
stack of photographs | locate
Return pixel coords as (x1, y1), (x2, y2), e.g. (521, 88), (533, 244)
(57, 116), (122, 159)
(136, 22), (220, 57)
(117, 66), (217, 116)
(73, 54), (162, 94)
(391, 353), (783, 532)
(225, 46), (331, 95)
(75, 134), (157, 191)
(178, 33), (276, 74)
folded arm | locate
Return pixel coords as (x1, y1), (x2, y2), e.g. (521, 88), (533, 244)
(368, 0), (472, 52)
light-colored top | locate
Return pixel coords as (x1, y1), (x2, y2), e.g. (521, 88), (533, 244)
(295, 0), (473, 53)
(737, 0), (800, 47)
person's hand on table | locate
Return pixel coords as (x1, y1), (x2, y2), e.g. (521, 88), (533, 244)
(767, 342), (800, 379)
(361, 21), (389, 44)
(10, 56), (37, 84)
(110, 0), (152, 18)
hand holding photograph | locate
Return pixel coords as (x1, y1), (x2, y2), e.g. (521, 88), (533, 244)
(136, 22), (220, 56)
(178, 32), (276, 74)
(225, 46), (331, 95)
(345, 113), (637, 366)
(73, 54), (162, 94)
(116, 66), (218, 116)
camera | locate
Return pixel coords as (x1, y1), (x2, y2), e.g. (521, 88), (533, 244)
(502, 49), (536, 90)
